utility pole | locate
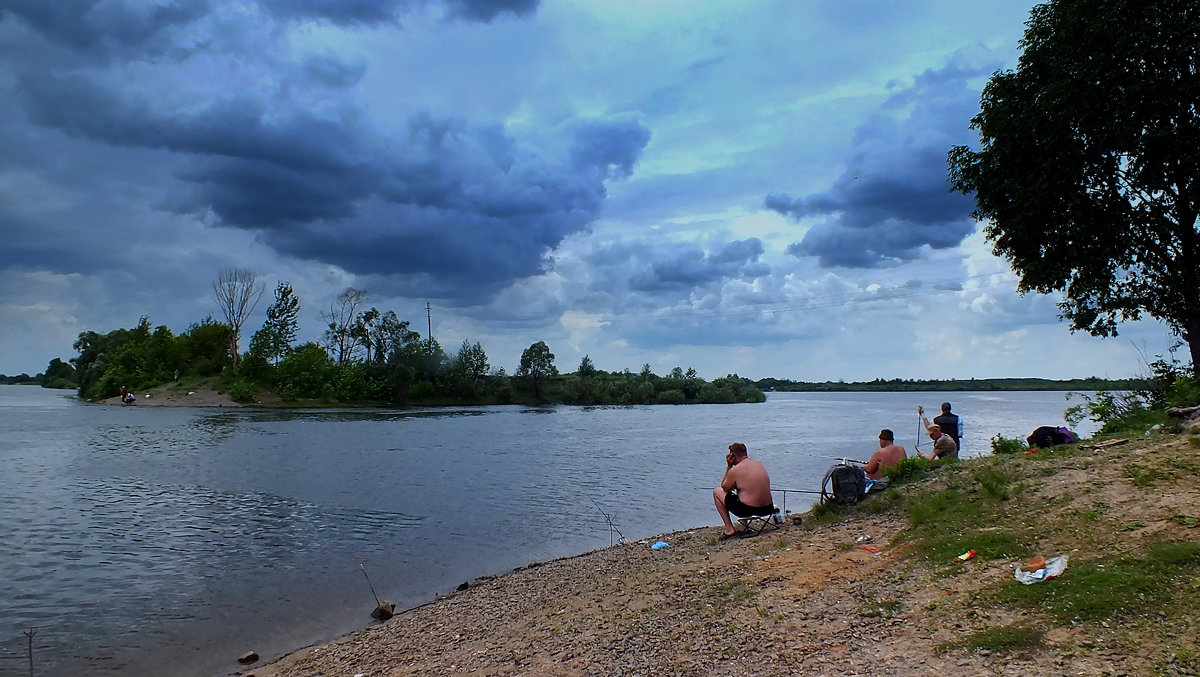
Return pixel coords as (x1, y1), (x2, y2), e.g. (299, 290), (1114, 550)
(426, 302), (432, 344)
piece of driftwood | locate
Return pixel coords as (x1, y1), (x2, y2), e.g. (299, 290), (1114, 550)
(1168, 405), (1200, 429)
(1079, 438), (1128, 450)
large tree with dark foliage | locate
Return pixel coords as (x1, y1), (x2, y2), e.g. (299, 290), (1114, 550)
(251, 281), (300, 366)
(517, 340), (557, 397)
(948, 0), (1200, 367)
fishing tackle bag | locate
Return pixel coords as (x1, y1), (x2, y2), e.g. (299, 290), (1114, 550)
(824, 464), (867, 505)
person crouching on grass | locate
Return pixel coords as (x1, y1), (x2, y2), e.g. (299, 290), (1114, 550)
(917, 424), (959, 462)
(713, 442), (773, 540)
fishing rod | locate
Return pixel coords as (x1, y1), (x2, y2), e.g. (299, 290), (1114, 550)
(359, 563), (382, 607)
(915, 406), (924, 451)
(360, 563), (395, 620)
(693, 486), (824, 495)
(697, 486), (826, 517)
(587, 494), (628, 546)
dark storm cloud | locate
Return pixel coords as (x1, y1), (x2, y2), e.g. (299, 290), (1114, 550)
(768, 60), (991, 268)
(15, 69), (649, 296)
(444, 0), (538, 22)
(0, 0), (539, 60)
(258, 0), (406, 25)
(7, 0), (638, 301)
(300, 54), (368, 89)
(259, 0), (537, 24)
(20, 75), (364, 176)
(0, 0), (211, 60)
(616, 238), (768, 293)
(568, 117), (653, 179)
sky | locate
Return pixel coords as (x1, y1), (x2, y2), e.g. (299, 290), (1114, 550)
(0, 0), (1177, 381)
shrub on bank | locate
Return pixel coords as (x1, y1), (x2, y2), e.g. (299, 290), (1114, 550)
(991, 434), (1026, 454)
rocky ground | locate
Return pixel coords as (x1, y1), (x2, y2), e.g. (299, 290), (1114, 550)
(243, 430), (1200, 677)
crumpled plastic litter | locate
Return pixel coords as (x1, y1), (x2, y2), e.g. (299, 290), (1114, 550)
(650, 540), (669, 550)
(1013, 554), (1068, 584)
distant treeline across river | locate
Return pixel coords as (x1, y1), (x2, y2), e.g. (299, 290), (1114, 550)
(753, 376), (1143, 392)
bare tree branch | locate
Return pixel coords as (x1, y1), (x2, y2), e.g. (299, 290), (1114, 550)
(211, 268), (265, 370)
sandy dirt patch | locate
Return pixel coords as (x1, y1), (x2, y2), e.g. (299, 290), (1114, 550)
(101, 381), (243, 408)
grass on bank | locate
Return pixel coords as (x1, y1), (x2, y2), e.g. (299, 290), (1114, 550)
(801, 429), (1200, 667)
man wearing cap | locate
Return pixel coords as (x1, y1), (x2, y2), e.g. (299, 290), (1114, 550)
(863, 429), (907, 480)
(920, 402), (962, 453)
(917, 424), (958, 462)
(713, 442), (774, 539)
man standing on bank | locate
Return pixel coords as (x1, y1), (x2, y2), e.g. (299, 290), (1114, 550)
(920, 402), (962, 453)
(713, 442), (774, 540)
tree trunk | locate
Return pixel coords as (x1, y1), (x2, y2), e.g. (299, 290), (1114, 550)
(1183, 317), (1200, 372)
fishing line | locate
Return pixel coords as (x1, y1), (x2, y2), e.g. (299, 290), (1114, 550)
(359, 563), (382, 607)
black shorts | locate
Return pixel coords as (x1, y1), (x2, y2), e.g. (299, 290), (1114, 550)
(725, 490), (773, 517)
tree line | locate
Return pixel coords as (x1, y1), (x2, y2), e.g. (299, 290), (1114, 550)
(755, 376), (1147, 393)
(35, 269), (766, 406)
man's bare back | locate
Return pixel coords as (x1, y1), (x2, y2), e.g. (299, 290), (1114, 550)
(863, 429), (907, 480)
(724, 457), (771, 507)
(713, 442), (774, 537)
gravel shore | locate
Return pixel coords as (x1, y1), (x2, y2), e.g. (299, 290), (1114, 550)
(243, 510), (1127, 677)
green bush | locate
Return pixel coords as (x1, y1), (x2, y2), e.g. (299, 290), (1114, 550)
(656, 389), (686, 404)
(275, 343), (332, 400)
(227, 379), (257, 403)
(888, 456), (933, 484)
(991, 434), (1026, 455)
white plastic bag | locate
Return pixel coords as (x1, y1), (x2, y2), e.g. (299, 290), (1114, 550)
(1013, 554), (1068, 585)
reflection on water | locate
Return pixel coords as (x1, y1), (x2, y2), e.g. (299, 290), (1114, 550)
(0, 385), (1097, 677)
(204, 408), (490, 424)
(0, 471), (420, 674)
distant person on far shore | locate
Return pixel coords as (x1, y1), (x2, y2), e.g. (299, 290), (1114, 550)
(863, 429), (907, 480)
(920, 402), (962, 453)
(713, 442), (774, 540)
(917, 424), (958, 462)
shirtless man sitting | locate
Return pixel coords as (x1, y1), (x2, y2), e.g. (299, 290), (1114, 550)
(713, 442), (774, 539)
(863, 429), (907, 480)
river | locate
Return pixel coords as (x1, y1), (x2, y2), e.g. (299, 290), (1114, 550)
(0, 384), (1095, 676)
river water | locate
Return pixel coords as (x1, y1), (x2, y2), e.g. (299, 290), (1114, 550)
(0, 385), (1094, 676)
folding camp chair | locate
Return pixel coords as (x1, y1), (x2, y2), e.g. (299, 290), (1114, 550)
(737, 506), (783, 536)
